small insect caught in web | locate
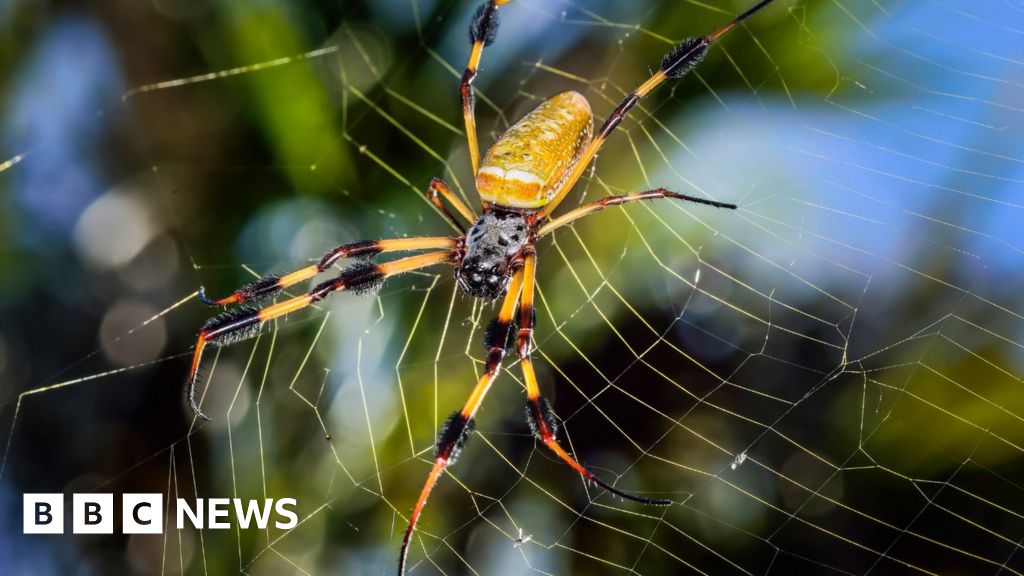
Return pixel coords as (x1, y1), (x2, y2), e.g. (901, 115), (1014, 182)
(180, 0), (783, 573)
(513, 527), (533, 549)
(731, 451), (748, 470)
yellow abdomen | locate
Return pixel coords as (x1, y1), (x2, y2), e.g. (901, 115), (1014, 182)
(476, 91), (593, 210)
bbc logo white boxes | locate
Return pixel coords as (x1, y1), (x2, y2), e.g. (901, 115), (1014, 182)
(24, 493), (163, 534)
(23, 493), (297, 533)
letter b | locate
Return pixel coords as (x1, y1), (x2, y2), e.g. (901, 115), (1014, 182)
(23, 494), (63, 534)
(73, 494), (113, 534)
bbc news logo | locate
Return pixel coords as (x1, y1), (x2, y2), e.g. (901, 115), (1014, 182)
(24, 494), (298, 534)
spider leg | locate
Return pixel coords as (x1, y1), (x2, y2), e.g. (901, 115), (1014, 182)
(187, 250), (457, 420)
(198, 236), (458, 306)
(398, 259), (526, 575)
(516, 250), (672, 506)
(426, 177), (477, 233)
(537, 188), (735, 237)
(537, 0), (777, 220)
(461, 0), (514, 175)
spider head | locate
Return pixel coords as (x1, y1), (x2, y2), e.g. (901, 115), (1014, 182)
(456, 210), (528, 301)
(456, 252), (511, 300)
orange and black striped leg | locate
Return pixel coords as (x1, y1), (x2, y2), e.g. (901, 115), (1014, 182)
(197, 237), (458, 307)
(426, 177), (477, 233)
(537, 0), (778, 220)
(537, 188), (735, 237)
(398, 259), (525, 575)
(516, 250), (671, 506)
(461, 0), (513, 175)
(187, 250), (457, 421)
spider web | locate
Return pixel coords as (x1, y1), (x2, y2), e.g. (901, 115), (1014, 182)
(2, 0), (1023, 574)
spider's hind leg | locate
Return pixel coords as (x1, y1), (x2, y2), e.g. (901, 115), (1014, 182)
(537, 0), (779, 221)
(461, 0), (514, 175)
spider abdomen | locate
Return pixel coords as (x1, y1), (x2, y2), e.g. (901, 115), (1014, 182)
(476, 91), (593, 210)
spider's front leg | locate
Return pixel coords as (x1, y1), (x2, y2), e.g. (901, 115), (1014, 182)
(186, 250), (457, 420)
(398, 258), (526, 575)
(516, 249), (672, 506)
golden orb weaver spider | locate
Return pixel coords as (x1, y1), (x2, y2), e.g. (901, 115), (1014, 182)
(185, 0), (779, 572)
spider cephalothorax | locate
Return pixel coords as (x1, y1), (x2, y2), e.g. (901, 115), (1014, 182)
(183, 1), (778, 573)
(455, 210), (529, 299)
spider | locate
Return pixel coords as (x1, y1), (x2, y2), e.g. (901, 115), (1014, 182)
(185, 0), (778, 572)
